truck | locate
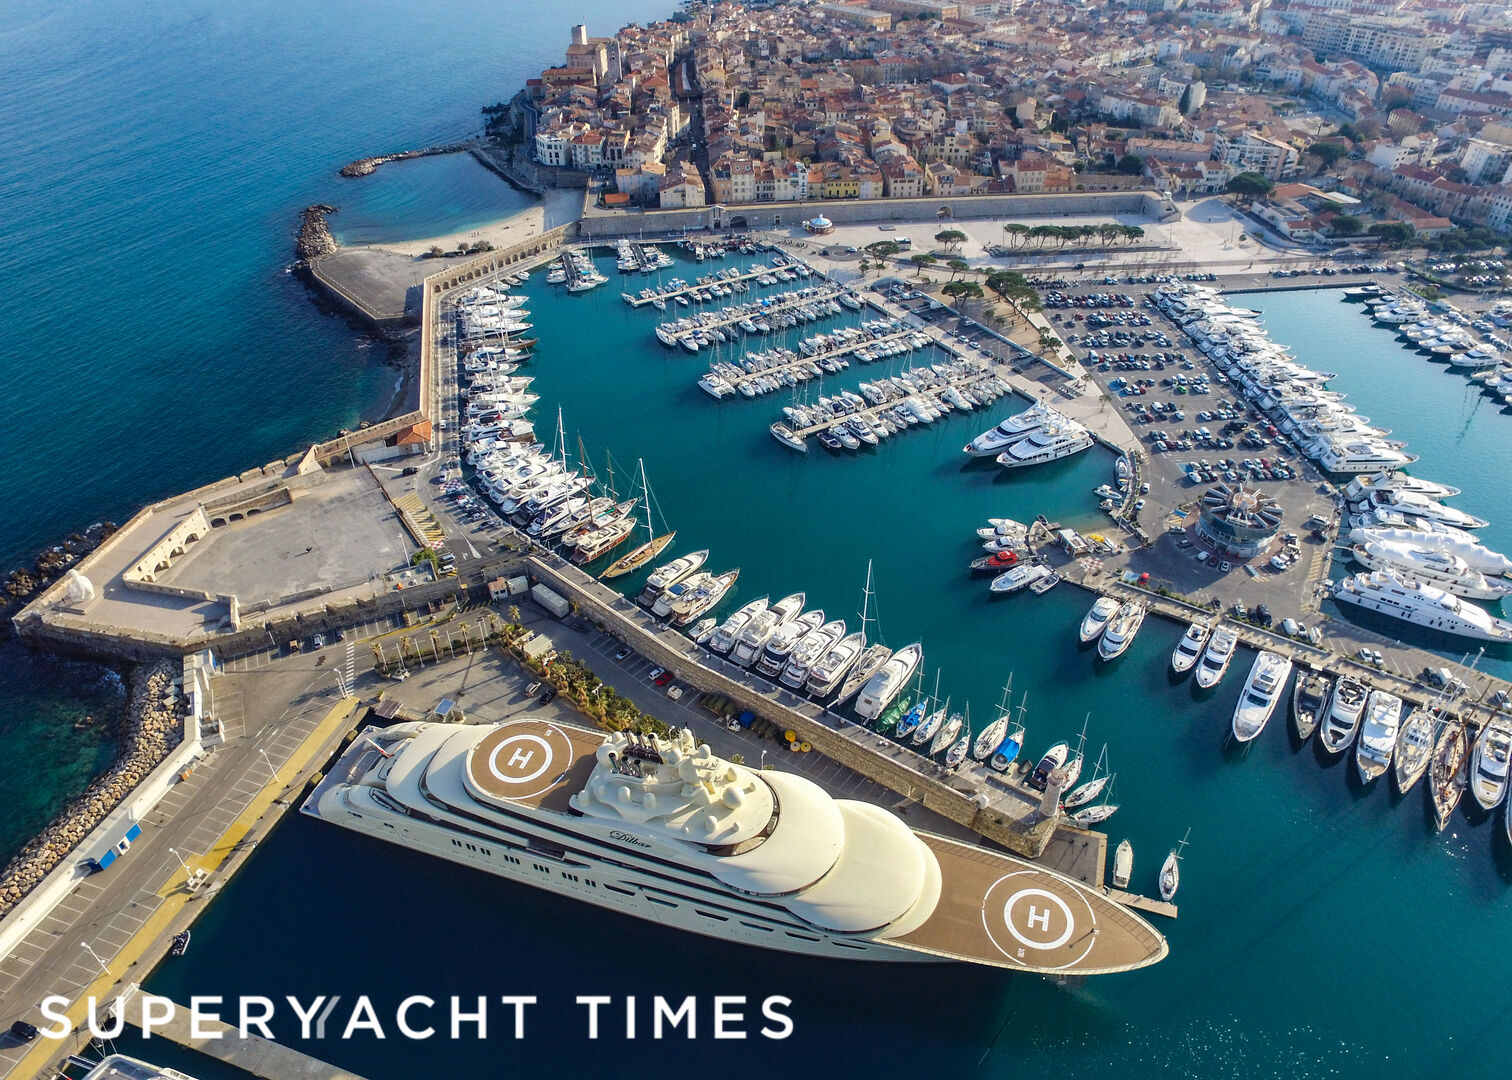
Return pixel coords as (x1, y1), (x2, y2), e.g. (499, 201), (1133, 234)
(531, 583), (571, 619)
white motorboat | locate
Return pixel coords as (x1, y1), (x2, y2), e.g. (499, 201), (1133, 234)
(1319, 677), (1368, 755)
(1470, 718), (1512, 810)
(1097, 601), (1146, 661)
(1194, 625), (1238, 689)
(854, 643), (923, 721)
(989, 564), (1052, 594)
(1079, 597), (1120, 643)
(707, 597), (770, 655)
(1231, 651), (1293, 743)
(780, 619), (847, 689)
(638, 549), (710, 605)
(1113, 840), (1133, 889)
(731, 592), (805, 668)
(1355, 690), (1403, 784)
(995, 420), (1094, 469)
(1170, 621), (1209, 674)
(962, 401), (1061, 457)
(805, 631), (864, 697)
(1349, 539), (1512, 600)
(755, 610), (824, 678)
(1333, 570), (1512, 642)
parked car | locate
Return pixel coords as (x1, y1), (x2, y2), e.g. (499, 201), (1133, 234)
(654, 669), (675, 687)
(613, 645), (632, 661)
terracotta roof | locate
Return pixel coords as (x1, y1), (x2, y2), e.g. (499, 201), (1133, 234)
(394, 420), (433, 445)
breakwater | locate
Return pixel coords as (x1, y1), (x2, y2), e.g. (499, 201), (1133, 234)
(0, 659), (182, 917)
(296, 204), (339, 261)
(339, 141), (476, 178)
(1, 522), (118, 630)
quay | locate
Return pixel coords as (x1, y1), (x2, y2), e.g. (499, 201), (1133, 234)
(116, 985), (369, 1080)
(624, 263), (794, 308)
(654, 284), (845, 341)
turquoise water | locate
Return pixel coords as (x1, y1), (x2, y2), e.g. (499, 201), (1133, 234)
(0, 0), (669, 863)
(1234, 288), (1512, 679)
(144, 271), (1512, 1079)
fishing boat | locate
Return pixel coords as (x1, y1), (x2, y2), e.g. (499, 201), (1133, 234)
(1079, 597), (1120, 644)
(1232, 651), (1293, 743)
(1392, 708), (1435, 795)
(1470, 718), (1512, 810)
(1097, 601), (1146, 661)
(1430, 721), (1470, 831)
(972, 680), (1014, 761)
(1194, 625), (1238, 689)
(1318, 677), (1368, 755)
(1290, 667), (1332, 742)
(1170, 621), (1210, 674)
(1113, 840), (1133, 889)
(1160, 829), (1190, 903)
(1355, 690), (1404, 784)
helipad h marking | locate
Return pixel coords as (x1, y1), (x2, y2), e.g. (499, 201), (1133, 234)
(488, 734), (554, 786)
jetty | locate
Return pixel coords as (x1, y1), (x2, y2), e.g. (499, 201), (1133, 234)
(624, 264), (799, 308)
(711, 327), (923, 397)
(654, 285), (847, 341)
(785, 360), (1011, 440)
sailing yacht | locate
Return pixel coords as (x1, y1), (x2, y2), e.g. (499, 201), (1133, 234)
(601, 460), (675, 579)
(1355, 690), (1403, 783)
(1393, 708), (1436, 794)
(911, 696), (950, 749)
(832, 561), (893, 705)
(972, 681), (1014, 761)
(1231, 651), (1293, 743)
(1160, 830), (1190, 903)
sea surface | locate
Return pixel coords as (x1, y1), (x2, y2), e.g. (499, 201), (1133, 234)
(141, 267), (1512, 1079)
(0, 0), (669, 862)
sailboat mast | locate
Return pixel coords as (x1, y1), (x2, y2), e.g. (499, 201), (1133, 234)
(858, 559), (874, 649)
(637, 458), (653, 542)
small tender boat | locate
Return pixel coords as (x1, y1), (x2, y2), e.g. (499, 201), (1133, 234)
(170, 930), (191, 957)
(1112, 840), (1133, 889)
(1170, 621), (1209, 674)
(688, 617), (718, 645)
(1291, 667), (1332, 743)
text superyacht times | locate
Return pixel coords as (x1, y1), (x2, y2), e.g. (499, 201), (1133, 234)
(38, 993), (796, 1043)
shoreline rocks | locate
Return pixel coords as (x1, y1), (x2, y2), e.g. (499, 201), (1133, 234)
(0, 659), (184, 918)
(296, 204), (339, 262)
(3, 522), (118, 633)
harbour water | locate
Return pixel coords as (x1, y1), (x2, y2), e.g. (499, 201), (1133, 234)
(0, 0), (669, 863)
(136, 266), (1512, 1079)
(7, 3), (1512, 1074)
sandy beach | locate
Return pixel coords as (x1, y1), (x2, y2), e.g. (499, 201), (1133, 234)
(363, 186), (587, 257)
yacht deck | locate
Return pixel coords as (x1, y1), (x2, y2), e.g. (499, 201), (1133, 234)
(465, 718), (601, 813)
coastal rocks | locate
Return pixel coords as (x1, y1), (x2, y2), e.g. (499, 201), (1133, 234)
(0, 659), (185, 918)
(338, 141), (475, 178)
(296, 205), (339, 262)
(2, 522), (117, 619)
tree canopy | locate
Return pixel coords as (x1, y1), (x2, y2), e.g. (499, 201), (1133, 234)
(1329, 214), (1364, 237)
(1116, 154), (1146, 176)
(1307, 140), (1348, 169)
(1226, 171), (1275, 199)
(1368, 221), (1415, 247)
(934, 228), (968, 253)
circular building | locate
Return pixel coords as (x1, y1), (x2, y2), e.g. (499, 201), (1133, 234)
(803, 215), (834, 235)
(1196, 483), (1282, 559)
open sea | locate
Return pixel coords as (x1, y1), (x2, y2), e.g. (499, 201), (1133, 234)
(6, 4), (1512, 1078)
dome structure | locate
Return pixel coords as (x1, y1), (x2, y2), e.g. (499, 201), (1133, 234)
(1196, 483), (1283, 558)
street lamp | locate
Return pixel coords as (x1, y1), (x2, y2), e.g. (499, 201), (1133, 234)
(257, 747), (279, 783)
(760, 749), (767, 770)
(167, 847), (191, 874)
(80, 940), (109, 975)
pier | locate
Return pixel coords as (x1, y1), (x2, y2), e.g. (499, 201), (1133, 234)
(654, 284), (847, 341)
(623, 263), (803, 308)
(715, 326), (921, 396)
(117, 985), (369, 1080)
(786, 360), (1011, 440)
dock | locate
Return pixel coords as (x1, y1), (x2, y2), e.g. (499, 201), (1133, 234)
(785, 359), (1010, 440)
(624, 263), (802, 308)
(654, 284), (847, 341)
(709, 326), (923, 397)
(118, 984), (369, 1080)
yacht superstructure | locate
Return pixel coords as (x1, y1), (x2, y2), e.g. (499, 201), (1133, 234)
(305, 718), (1168, 974)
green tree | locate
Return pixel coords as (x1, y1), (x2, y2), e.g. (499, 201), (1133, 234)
(1329, 214), (1364, 237)
(1226, 171), (1275, 200)
(934, 228), (968, 253)
(942, 280), (984, 308)
(909, 253), (938, 277)
(735, 90), (751, 109)
(866, 240), (902, 259)
(1307, 140), (1348, 169)
(945, 257), (970, 281)
(1116, 153), (1146, 175)
(1368, 221), (1415, 247)
(1178, 84), (1193, 116)
(1001, 222), (1031, 248)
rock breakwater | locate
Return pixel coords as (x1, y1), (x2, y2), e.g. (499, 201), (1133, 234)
(3, 522), (118, 631)
(296, 204), (338, 262)
(339, 141), (475, 178)
(0, 659), (184, 917)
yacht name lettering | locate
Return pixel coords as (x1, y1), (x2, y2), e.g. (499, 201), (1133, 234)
(609, 830), (652, 847)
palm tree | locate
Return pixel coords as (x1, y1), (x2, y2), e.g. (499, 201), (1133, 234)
(508, 604), (521, 624)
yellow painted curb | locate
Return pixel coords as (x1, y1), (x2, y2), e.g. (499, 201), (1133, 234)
(10, 695), (362, 1080)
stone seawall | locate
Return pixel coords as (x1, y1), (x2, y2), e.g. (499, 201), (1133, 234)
(339, 141), (475, 178)
(0, 660), (183, 918)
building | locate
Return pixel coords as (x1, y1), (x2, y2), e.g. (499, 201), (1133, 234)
(1196, 483), (1283, 559)
(1218, 131), (1299, 180)
(816, 4), (893, 30)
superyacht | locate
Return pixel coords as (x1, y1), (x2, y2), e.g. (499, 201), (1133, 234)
(1332, 571), (1512, 642)
(1231, 651), (1292, 743)
(306, 719), (1168, 974)
(994, 420), (1094, 469)
(962, 401), (1059, 457)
